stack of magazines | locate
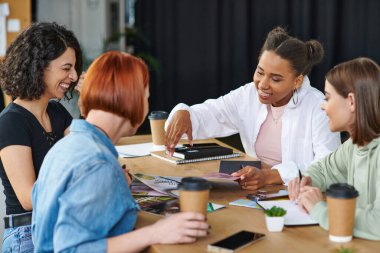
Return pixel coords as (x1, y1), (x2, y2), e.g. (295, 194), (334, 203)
(131, 173), (228, 215)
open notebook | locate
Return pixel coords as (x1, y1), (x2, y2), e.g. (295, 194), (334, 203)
(258, 200), (318, 226)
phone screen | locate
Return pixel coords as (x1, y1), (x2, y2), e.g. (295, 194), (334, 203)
(208, 230), (265, 251)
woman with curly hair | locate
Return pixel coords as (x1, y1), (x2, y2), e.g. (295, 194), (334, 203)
(0, 22), (82, 252)
(32, 51), (209, 252)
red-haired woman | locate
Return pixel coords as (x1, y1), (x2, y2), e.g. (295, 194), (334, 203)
(31, 51), (210, 252)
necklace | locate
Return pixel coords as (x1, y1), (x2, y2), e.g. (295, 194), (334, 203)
(272, 114), (282, 124)
(42, 131), (57, 146)
(270, 105), (286, 124)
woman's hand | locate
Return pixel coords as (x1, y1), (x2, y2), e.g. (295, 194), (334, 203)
(165, 110), (193, 155)
(288, 176), (312, 201)
(232, 166), (265, 191)
(150, 212), (210, 244)
(297, 186), (323, 212)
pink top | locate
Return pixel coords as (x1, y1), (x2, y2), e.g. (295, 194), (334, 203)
(254, 105), (286, 167)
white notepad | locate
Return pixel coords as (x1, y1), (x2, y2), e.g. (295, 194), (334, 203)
(258, 200), (318, 226)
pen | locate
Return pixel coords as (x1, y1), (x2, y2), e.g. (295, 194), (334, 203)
(298, 169), (303, 181)
(253, 197), (265, 210)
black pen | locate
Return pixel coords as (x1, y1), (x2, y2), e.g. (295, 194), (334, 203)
(256, 201), (265, 210)
(298, 169), (303, 181)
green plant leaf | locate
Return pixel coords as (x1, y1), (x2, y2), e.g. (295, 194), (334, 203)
(265, 206), (287, 217)
(331, 245), (357, 253)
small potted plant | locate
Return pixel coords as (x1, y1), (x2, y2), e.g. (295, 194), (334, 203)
(264, 206), (287, 232)
(332, 246), (357, 253)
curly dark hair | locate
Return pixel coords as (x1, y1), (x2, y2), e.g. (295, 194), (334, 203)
(0, 22), (83, 100)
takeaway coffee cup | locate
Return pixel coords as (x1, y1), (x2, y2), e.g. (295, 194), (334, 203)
(178, 177), (211, 216)
(326, 183), (359, 243)
(148, 111), (168, 145)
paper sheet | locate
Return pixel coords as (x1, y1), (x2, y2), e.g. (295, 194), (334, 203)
(116, 142), (181, 157)
(258, 200), (318, 226)
(229, 199), (263, 209)
(115, 142), (154, 157)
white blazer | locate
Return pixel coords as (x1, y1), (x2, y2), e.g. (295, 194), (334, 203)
(166, 76), (341, 184)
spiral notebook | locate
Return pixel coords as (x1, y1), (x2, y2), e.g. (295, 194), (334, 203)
(150, 150), (241, 164)
(173, 143), (233, 159)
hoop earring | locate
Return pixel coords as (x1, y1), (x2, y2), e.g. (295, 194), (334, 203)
(292, 88), (299, 105)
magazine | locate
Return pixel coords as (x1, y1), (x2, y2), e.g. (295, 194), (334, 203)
(133, 172), (239, 194)
(134, 196), (177, 215)
(132, 173), (226, 215)
(134, 196), (225, 216)
(131, 180), (170, 197)
(133, 173), (182, 197)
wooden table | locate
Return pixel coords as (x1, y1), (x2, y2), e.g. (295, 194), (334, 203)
(119, 135), (380, 253)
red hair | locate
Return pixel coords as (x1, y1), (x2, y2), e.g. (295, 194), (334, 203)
(81, 51), (149, 126)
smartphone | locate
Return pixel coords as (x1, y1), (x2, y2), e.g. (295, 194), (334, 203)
(247, 189), (289, 201)
(207, 230), (265, 253)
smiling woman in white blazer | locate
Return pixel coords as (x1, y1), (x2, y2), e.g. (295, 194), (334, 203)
(165, 27), (341, 190)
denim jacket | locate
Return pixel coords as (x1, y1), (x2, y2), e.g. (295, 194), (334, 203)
(32, 120), (140, 252)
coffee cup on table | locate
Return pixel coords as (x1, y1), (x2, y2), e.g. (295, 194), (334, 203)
(326, 183), (359, 243)
(148, 111), (168, 146)
(178, 177), (211, 216)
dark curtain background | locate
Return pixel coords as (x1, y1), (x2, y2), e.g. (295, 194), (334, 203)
(135, 0), (380, 132)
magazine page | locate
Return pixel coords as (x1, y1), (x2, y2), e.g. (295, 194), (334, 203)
(133, 173), (182, 197)
(131, 180), (170, 197)
(134, 196), (177, 215)
(202, 172), (240, 182)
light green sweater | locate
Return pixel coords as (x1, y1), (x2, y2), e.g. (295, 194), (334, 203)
(305, 136), (380, 240)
